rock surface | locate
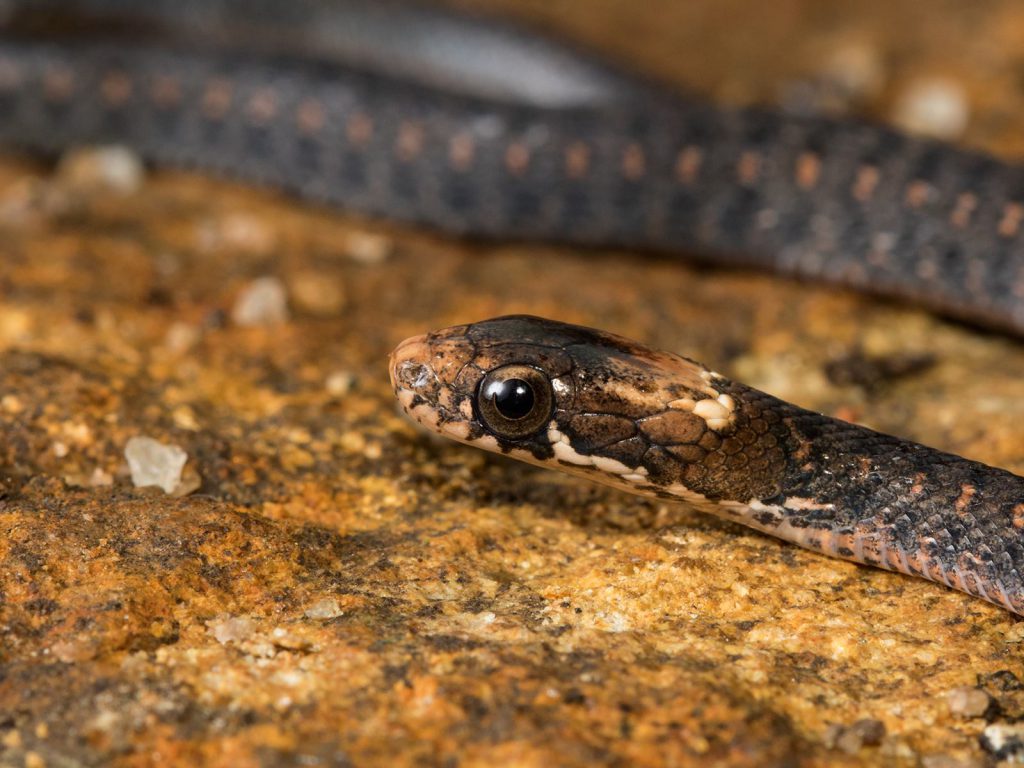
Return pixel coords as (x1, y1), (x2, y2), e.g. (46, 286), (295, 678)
(2, 1), (1024, 766)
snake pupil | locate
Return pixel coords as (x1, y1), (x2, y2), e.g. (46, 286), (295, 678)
(487, 378), (535, 420)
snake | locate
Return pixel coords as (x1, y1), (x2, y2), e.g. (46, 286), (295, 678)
(3, 0), (1024, 614)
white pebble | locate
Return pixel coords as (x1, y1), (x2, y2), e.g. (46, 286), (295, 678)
(824, 41), (885, 100)
(304, 598), (343, 620)
(209, 615), (256, 644)
(345, 231), (392, 265)
(89, 468), (113, 487)
(981, 723), (1024, 759)
(124, 436), (188, 495)
(325, 371), (355, 397)
(947, 686), (991, 719)
(289, 271), (346, 316)
(231, 276), (289, 327)
(57, 145), (144, 193)
(164, 322), (200, 353)
(892, 77), (969, 139)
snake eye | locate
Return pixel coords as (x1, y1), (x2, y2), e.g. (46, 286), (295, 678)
(477, 364), (554, 439)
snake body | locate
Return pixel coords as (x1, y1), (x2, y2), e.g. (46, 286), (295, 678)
(5, 1), (1024, 331)
(2, 0), (1024, 612)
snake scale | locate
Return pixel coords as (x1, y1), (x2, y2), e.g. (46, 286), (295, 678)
(4, 0), (1024, 614)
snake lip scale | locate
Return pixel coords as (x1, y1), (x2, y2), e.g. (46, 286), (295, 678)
(391, 315), (1024, 615)
(2, 0), (1024, 614)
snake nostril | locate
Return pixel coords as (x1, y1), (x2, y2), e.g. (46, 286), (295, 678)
(389, 334), (430, 386)
(410, 363), (433, 389)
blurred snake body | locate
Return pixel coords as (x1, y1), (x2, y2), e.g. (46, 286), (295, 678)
(4, 0), (1024, 613)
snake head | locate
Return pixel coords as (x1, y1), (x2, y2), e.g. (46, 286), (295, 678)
(389, 315), (764, 498)
(389, 316), (575, 462)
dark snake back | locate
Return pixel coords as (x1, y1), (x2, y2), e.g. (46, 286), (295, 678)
(7, 1), (1024, 613)
(2, 2), (1024, 331)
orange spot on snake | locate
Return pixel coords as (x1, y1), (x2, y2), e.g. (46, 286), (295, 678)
(505, 142), (530, 176)
(951, 192), (977, 228)
(150, 75), (182, 108)
(346, 113), (373, 147)
(101, 71), (132, 106)
(796, 152), (820, 190)
(955, 484), (976, 514)
(201, 79), (233, 120)
(448, 134), (475, 171)
(999, 203), (1024, 238)
(296, 99), (325, 134)
(621, 144), (646, 180)
(565, 142), (589, 178)
(675, 146), (702, 184)
(853, 165), (879, 202)
(904, 180), (932, 209)
(396, 121), (425, 161)
(43, 68), (75, 102)
(737, 151), (761, 186)
(1013, 504), (1024, 529)
(246, 89), (278, 124)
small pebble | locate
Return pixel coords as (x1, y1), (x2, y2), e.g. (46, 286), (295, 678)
(325, 370), (355, 397)
(50, 638), (85, 664)
(89, 468), (113, 487)
(0, 394), (23, 414)
(270, 627), (312, 651)
(209, 615), (256, 645)
(878, 737), (919, 762)
(56, 145), (144, 193)
(289, 271), (346, 316)
(1004, 623), (1024, 644)
(891, 77), (969, 139)
(1, 730), (21, 749)
(981, 723), (1024, 760)
(823, 40), (885, 101)
(947, 686), (991, 719)
(825, 718), (886, 753)
(783, 39), (885, 115)
(345, 231), (392, 265)
(305, 598), (344, 620)
(218, 212), (276, 254)
(164, 322), (201, 353)
(171, 406), (200, 432)
(231, 276), (289, 327)
(124, 436), (189, 495)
